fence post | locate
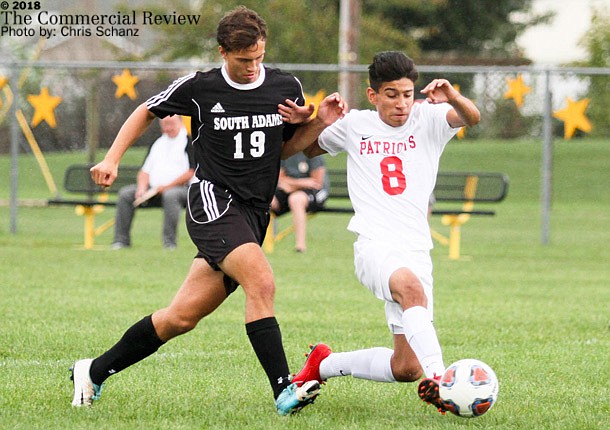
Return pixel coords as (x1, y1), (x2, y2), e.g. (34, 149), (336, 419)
(9, 64), (20, 234)
(338, 0), (361, 108)
(541, 68), (553, 245)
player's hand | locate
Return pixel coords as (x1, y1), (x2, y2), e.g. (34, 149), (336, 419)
(316, 92), (347, 126)
(279, 99), (315, 124)
(420, 79), (459, 104)
(90, 160), (118, 188)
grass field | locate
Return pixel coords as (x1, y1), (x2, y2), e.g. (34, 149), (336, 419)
(1, 139), (609, 429)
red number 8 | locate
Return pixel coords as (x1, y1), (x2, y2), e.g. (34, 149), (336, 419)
(380, 156), (406, 195)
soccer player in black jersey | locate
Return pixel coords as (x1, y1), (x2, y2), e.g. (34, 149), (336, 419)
(72, 6), (346, 416)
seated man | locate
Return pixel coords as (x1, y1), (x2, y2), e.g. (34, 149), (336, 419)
(270, 152), (329, 252)
(112, 115), (195, 250)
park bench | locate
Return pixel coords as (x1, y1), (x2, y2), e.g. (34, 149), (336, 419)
(48, 164), (142, 249)
(264, 169), (509, 260)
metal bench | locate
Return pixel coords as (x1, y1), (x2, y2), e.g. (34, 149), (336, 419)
(428, 171), (509, 259)
(48, 164), (141, 249)
(264, 169), (509, 259)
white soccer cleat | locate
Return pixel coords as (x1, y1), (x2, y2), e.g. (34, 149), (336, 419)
(70, 359), (102, 407)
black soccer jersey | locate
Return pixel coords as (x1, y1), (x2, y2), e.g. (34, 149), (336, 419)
(146, 65), (305, 208)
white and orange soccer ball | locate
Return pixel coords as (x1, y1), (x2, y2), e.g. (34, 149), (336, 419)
(439, 359), (499, 418)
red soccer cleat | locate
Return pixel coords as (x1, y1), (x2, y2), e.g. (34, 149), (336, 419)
(417, 374), (451, 415)
(291, 343), (332, 387)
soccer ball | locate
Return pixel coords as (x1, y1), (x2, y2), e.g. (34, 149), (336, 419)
(438, 359), (499, 418)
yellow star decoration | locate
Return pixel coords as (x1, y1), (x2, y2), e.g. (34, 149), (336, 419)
(181, 115), (191, 135)
(553, 97), (592, 139)
(504, 74), (531, 109)
(0, 75), (7, 108)
(27, 87), (62, 128)
(304, 90), (326, 117)
(112, 69), (140, 100)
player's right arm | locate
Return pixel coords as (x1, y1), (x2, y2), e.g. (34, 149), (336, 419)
(280, 92), (347, 159)
(90, 103), (156, 187)
(302, 141), (326, 158)
(303, 110), (351, 158)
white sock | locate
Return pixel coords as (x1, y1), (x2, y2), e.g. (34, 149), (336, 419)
(319, 347), (396, 382)
(402, 306), (445, 378)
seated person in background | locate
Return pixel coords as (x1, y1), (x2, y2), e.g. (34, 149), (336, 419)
(112, 115), (195, 250)
(270, 152), (329, 253)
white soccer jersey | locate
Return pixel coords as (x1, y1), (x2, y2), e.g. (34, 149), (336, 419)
(318, 101), (457, 250)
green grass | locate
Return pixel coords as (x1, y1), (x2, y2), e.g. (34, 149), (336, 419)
(1, 139), (609, 429)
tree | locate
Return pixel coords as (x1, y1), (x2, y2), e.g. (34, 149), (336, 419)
(120, 0), (416, 105)
(363, 0), (553, 64)
(126, 0), (551, 66)
(123, 0), (417, 65)
(121, 0), (553, 108)
(576, 5), (610, 137)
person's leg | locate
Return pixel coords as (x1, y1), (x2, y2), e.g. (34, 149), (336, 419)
(113, 184), (137, 246)
(72, 259), (227, 406)
(287, 191), (309, 252)
(356, 238), (444, 380)
(388, 265), (448, 414)
(317, 346), (396, 382)
(160, 186), (186, 248)
(218, 242), (320, 414)
(151, 258), (227, 341)
(219, 242), (291, 398)
(315, 242), (441, 383)
(389, 268), (444, 379)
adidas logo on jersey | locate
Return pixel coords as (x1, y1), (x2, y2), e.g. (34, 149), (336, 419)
(211, 103), (225, 113)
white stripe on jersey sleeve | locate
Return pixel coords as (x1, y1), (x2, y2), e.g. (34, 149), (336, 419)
(146, 72), (197, 109)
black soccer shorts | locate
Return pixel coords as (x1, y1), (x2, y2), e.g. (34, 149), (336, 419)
(186, 180), (269, 295)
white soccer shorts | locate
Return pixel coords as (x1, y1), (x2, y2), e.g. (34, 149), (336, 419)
(353, 235), (434, 334)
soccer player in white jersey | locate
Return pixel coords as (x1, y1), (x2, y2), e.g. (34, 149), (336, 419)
(291, 51), (481, 415)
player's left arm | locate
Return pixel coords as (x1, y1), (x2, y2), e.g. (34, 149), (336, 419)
(421, 79), (480, 128)
(281, 92), (347, 159)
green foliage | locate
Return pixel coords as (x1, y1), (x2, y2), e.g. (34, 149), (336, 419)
(483, 98), (540, 139)
(576, 6), (610, 137)
(115, 0), (417, 98)
(127, 0), (545, 66)
(1, 140), (609, 428)
(363, 0), (552, 62)
(265, 0), (340, 64)
(358, 12), (420, 61)
(116, 0), (225, 62)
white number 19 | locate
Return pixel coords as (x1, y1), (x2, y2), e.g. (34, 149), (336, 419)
(233, 131), (266, 159)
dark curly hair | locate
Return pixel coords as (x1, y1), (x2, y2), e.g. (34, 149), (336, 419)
(216, 6), (267, 52)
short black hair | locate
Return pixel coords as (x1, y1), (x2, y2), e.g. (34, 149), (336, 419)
(368, 51), (419, 92)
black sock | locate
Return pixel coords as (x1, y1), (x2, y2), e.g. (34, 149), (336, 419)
(89, 314), (165, 385)
(246, 317), (291, 399)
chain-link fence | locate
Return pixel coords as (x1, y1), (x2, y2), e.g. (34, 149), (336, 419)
(1, 61), (609, 159)
(1, 61), (608, 241)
